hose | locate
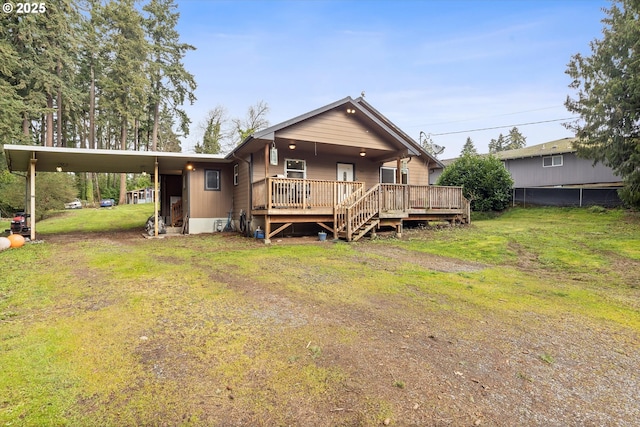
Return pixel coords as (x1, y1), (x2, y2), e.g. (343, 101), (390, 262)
(239, 209), (247, 233)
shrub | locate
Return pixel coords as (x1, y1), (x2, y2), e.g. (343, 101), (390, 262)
(437, 154), (514, 212)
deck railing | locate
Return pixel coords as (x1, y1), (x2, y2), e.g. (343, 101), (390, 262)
(252, 177), (364, 210)
(380, 184), (408, 212)
(408, 185), (465, 209)
(340, 184), (381, 240)
(253, 178), (469, 241)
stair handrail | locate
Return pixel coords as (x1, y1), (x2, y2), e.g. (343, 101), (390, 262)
(344, 184), (381, 241)
(334, 185), (364, 233)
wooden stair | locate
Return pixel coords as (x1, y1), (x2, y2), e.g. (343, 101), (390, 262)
(351, 218), (380, 242)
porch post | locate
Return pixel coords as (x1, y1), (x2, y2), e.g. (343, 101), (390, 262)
(154, 158), (159, 237)
(29, 157), (36, 241)
(264, 143), (269, 178)
(396, 158), (402, 183)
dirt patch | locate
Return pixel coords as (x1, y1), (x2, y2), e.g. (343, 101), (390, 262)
(19, 230), (640, 426)
(354, 241), (486, 273)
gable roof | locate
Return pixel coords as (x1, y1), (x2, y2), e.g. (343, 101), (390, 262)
(228, 96), (443, 167)
(493, 137), (577, 160)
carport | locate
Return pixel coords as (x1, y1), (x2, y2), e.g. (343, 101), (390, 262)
(3, 144), (228, 240)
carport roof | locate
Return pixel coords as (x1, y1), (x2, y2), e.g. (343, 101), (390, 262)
(4, 145), (229, 175)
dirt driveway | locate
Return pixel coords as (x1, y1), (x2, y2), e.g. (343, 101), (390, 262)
(35, 231), (640, 426)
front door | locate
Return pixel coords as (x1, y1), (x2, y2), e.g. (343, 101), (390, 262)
(336, 163), (355, 203)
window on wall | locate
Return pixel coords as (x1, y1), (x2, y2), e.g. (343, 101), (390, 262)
(380, 167), (396, 183)
(285, 159), (306, 178)
(233, 164), (239, 186)
(205, 169), (221, 191)
(380, 167), (408, 184)
(543, 155), (563, 167)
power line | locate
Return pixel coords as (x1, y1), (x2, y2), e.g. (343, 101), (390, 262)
(430, 117), (578, 136)
(420, 105), (567, 128)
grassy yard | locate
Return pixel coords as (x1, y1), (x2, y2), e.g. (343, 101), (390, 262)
(1, 205), (638, 426)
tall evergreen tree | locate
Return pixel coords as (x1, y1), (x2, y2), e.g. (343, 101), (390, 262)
(100, 0), (149, 204)
(461, 137), (478, 156)
(565, 0), (640, 207)
(0, 31), (27, 144)
(488, 127), (526, 153)
(195, 106), (226, 154)
(143, 0), (196, 151)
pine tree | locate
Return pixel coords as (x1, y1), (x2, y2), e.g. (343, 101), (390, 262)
(195, 106), (226, 154)
(100, 0), (149, 204)
(565, 0), (640, 207)
(143, 0), (196, 151)
(460, 137), (478, 156)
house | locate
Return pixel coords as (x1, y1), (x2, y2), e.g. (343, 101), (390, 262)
(493, 138), (621, 188)
(430, 137), (623, 206)
(4, 96), (470, 241)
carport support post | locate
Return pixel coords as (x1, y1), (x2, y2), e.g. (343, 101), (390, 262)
(29, 158), (36, 241)
(154, 158), (159, 237)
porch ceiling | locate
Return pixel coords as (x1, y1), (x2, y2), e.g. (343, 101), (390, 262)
(4, 145), (230, 175)
(272, 138), (409, 163)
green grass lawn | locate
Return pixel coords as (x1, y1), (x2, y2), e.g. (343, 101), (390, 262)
(1, 205), (638, 426)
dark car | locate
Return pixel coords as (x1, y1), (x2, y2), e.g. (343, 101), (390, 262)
(100, 198), (115, 207)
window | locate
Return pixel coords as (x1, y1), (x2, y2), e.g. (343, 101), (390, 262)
(381, 167), (396, 183)
(543, 155), (563, 167)
(285, 159), (306, 178)
(380, 167), (408, 184)
(233, 164), (239, 186)
(205, 169), (220, 191)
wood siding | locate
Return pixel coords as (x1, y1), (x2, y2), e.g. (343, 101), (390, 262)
(232, 157), (251, 221)
(277, 109), (392, 151)
(253, 149), (382, 189)
(188, 163), (233, 218)
(382, 158), (431, 185)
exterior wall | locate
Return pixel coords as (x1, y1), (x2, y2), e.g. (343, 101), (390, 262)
(186, 162), (233, 234)
(382, 157), (431, 185)
(232, 156), (251, 230)
(277, 109), (391, 150)
(252, 148), (382, 189)
(503, 153), (620, 187)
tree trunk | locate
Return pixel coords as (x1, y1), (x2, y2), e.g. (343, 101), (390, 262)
(46, 95), (54, 147)
(89, 63), (95, 150)
(56, 60), (63, 147)
(119, 117), (128, 205)
(22, 112), (29, 140)
(151, 101), (159, 151)
(134, 118), (139, 151)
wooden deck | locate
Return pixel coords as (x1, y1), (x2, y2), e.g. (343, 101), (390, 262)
(252, 178), (470, 242)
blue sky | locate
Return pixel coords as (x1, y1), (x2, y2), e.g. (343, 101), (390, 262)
(175, 0), (609, 157)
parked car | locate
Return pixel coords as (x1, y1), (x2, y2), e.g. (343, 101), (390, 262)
(64, 199), (82, 209)
(100, 198), (115, 208)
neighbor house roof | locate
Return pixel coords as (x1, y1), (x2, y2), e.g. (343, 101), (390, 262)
(493, 137), (577, 161)
(229, 96), (444, 168)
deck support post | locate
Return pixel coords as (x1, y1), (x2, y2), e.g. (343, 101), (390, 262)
(264, 215), (271, 244)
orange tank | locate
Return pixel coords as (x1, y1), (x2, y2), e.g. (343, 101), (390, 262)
(7, 234), (25, 248)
